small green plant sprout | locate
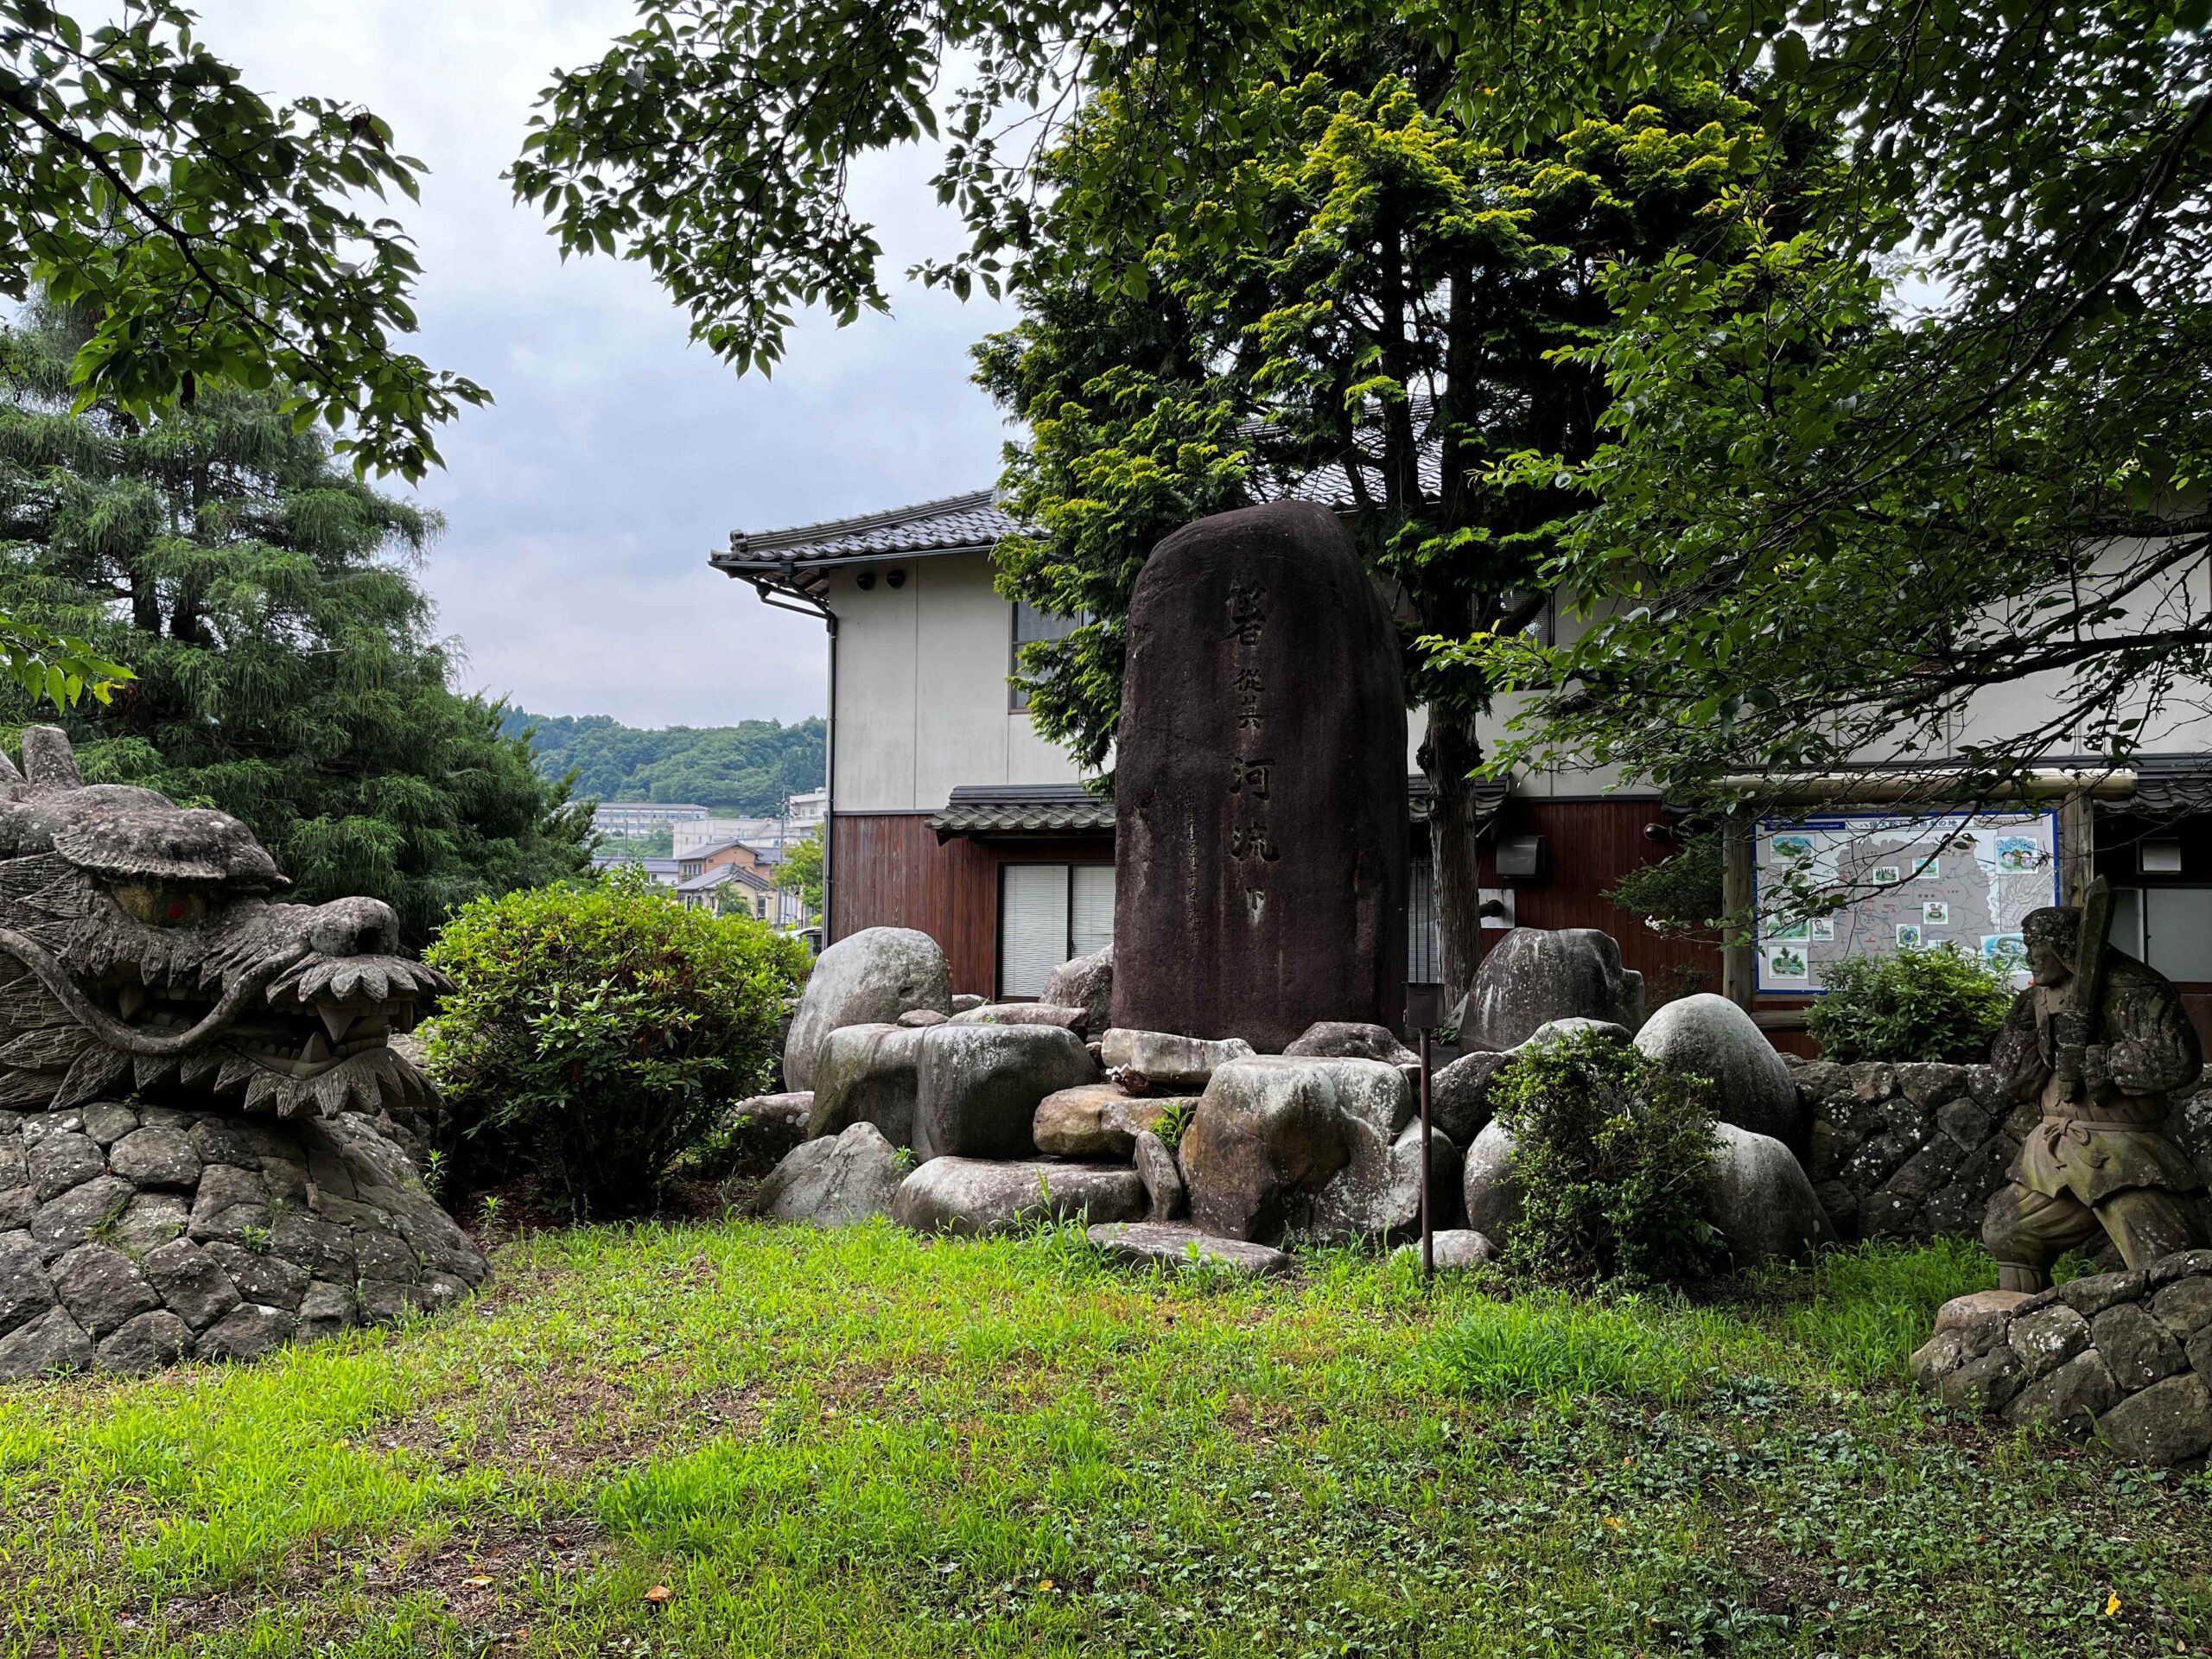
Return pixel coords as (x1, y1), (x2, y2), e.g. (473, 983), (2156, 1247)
(1151, 1098), (1197, 1148)
(238, 1224), (273, 1255)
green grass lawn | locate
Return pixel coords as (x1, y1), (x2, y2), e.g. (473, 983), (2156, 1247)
(3, 1221), (2207, 1657)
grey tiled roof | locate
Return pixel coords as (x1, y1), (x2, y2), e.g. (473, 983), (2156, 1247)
(927, 783), (1116, 840)
(717, 399), (1447, 573)
(716, 489), (1020, 574)
(929, 775), (1459, 838)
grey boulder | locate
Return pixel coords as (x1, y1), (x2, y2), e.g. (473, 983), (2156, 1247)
(1179, 1057), (1408, 1244)
(949, 1002), (1093, 1036)
(1635, 994), (1808, 1156)
(1311, 1121), (1460, 1243)
(1041, 944), (1114, 1039)
(805, 1024), (926, 1147)
(1705, 1123), (1834, 1268)
(892, 1157), (1145, 1236)
(1033, 1083), (1177, 1160)
(1102, 1028), (1257, 1093)
(913, 1024), (1097, 1161)
(1087, 1221), (1291, 1276)
(758, 1122), (906, 1227)
(1285, 1021), (1420, 1067)
(1460, 1119), (1522, 1243)
(1391, 1229), (1497, 1269)
(784, 926), (954, 1091)
(0, 1304), (92, 1381)
(1133, 1129), (1187, 1221)
(1467, 928), (1644, 1049)
(1430, 1050), (1514, 1145)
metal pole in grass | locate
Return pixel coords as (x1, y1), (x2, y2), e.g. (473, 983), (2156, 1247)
(1403, 981), (1445, 1279)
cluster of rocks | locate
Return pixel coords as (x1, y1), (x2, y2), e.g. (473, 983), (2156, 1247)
(1912, 1252), (2212, 1465)
(0, 1102), (487, 1379)
(1788, 1058), (2212, 1248)
(753, 925), (1840, 1275)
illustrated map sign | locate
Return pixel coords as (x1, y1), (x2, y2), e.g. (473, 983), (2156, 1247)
(1752, 810), (2061, 993)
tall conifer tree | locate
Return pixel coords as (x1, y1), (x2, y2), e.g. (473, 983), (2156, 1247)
(0, 302), (587, 944)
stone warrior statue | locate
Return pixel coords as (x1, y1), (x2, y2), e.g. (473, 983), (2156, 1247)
(1981, 901), (2207, 1291)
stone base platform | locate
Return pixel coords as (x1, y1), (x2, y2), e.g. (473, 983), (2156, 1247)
(0, 1102), (488, 1380)
(1911, 1250), (2212, 1465)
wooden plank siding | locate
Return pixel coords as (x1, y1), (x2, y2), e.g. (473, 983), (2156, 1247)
(829, 814), (1115, 998)
(835, 799), (1716, 1016)
(1474, 798), (1724, 1007)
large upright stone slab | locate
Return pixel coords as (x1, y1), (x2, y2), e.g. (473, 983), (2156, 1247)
(1112, 503), (1408, 1052)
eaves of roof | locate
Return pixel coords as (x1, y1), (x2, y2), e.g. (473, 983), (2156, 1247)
(716, 398), (1449, 577)
(713, 488), (1020, 577)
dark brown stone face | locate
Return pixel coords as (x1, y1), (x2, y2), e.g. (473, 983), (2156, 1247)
(1111, 501), (1408, 1051)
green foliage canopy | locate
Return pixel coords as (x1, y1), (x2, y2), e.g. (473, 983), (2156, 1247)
(509, 710), (824, 817)
(424, 868), (810, 1218)
(528, 0), (2210, 813)
(0, 302), (588, 944)
(2, 1), (486, 480)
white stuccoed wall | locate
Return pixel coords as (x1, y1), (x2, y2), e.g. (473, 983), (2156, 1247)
(826, 552), (1087, 812)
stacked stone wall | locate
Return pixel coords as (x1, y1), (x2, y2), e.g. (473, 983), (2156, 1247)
(0, 1102), (487, 1379)
(1791, 1058), (2212, 1245)
(1913, 1252), (2212, 1465)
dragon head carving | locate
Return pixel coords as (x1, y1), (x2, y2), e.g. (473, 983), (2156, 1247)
(0, 726), (447, 1116)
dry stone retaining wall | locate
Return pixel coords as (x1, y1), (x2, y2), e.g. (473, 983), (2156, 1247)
(1912, 1251), (2212, 1465)
(1789, 1058), (2212, 1246)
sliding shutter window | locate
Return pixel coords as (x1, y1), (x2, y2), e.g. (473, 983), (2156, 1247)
(1000, 864), (1071, 998)
(1071, 865), (1116, 957)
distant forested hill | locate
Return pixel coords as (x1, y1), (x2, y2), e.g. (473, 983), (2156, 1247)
(504, 711), (825, 816)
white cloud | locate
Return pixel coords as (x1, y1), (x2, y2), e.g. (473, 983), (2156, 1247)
(196, 0), (1020, 726)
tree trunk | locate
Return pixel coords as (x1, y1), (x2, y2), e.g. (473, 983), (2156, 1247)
(1420, 702), (1488, 1010)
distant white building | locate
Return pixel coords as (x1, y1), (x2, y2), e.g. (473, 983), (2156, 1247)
(593, 802), (710, 839)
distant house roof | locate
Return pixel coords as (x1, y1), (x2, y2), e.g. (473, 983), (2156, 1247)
(684, 839), (758, 863)
(676, 862), (776, 894)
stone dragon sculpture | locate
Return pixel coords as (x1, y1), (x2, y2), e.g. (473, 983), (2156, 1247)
(0, 726), (446, 1118)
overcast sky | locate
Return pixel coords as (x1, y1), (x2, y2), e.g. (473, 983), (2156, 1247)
(203, 1), (1018, 728)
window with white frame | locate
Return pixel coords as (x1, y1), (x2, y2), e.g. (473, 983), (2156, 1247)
(999, 862), (1115, 997)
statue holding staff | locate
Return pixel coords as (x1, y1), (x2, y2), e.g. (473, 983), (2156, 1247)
(1981, 884), (2208, 1292)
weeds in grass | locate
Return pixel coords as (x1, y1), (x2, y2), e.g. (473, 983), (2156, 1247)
(0, 1224), (2203, 1657)
(1421, 1291), (1710, 1403)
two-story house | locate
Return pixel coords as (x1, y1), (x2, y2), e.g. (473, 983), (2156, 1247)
(716, 483), (2212, 1046)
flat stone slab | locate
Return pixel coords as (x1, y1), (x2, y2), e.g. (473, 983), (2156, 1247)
(893, 1158), (1143, 1237)
(1390, 1229), (1497, 1270)
(1086, 1221), (1293, 1277)
(1936, 1288), (2035, 1331)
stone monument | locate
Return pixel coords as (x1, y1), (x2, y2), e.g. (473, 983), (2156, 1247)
(1111, 502), (1407, 1052)
(0, 727), (486, 1377)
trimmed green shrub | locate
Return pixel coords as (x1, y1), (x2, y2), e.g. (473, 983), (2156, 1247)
(1491, 1030), (1723, 1287)
(1803, 944), (2012, 1063)
(424, 868), (810, 1217)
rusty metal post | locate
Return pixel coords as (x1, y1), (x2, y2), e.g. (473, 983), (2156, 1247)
(1419, 1025), (1434, 1276)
